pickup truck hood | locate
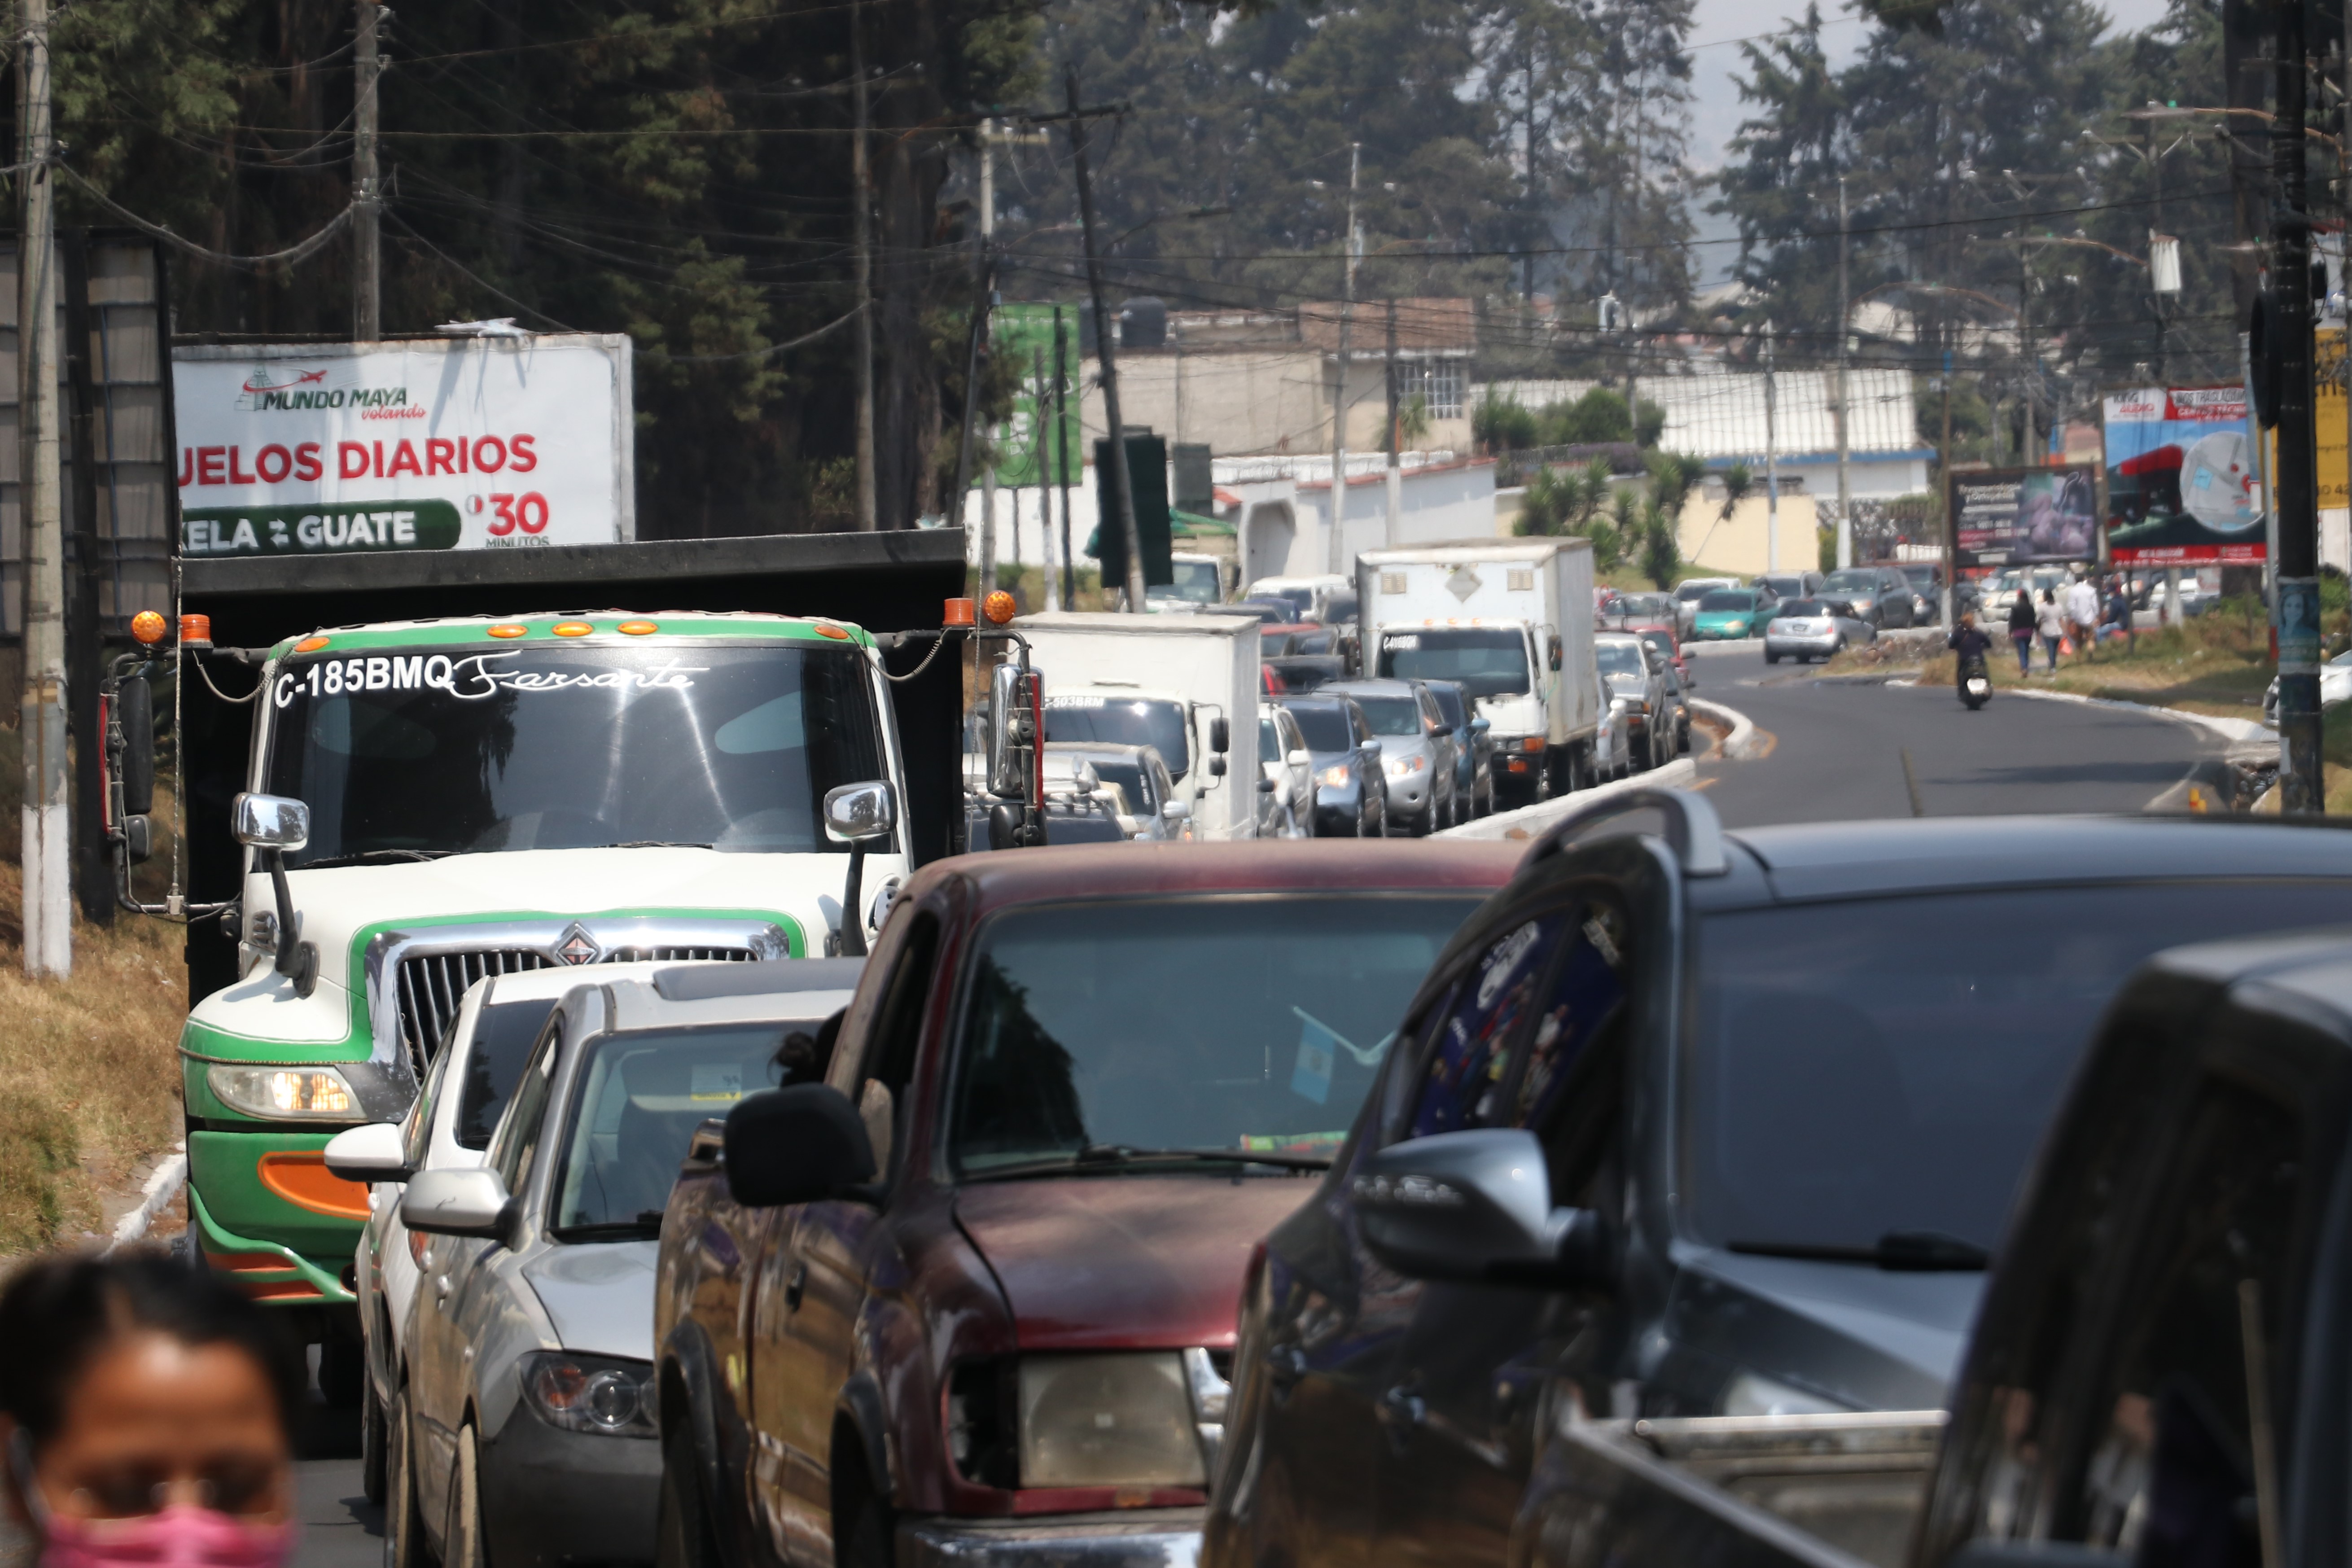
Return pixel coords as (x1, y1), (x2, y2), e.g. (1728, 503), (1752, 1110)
(956, 1176), (1315, 1351)
(1666, 1248), (1982, 1412)
(521, 1240), (660, 1361)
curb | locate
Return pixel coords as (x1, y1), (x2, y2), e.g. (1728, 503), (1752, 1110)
(104, 1147), (187, 1257)
(1436, 758), (1697, 841)
(1689, 697), (1762, 760)
(1996, 684), (2272, 747)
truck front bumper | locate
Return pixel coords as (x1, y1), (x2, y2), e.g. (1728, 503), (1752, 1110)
(188, 1148), (362, 1306)
(898, 1508), (1204, 1568)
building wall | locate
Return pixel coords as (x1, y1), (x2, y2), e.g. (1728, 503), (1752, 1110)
(1677, 492), (1822, 578)
(1081, 351), (1473, 458)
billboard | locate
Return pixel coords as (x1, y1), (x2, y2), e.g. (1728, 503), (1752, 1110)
(1946, 464), (2100, 567)
(2100, 385), (2263, 564)
(172, 334), (634, 559)
(986, 303), (1080, 489)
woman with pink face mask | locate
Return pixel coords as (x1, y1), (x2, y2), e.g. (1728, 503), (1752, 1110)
(0, 1253), (304, 1568)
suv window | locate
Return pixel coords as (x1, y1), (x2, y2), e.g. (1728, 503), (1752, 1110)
(491, 1016), (563, 1199)
(403, 1030), (456, 1173)
(455, 998), (563, 1150)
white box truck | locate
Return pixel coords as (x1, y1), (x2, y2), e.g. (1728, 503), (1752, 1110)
(1016, 611), (1262, 840)
(1355, 539), (1599, 802)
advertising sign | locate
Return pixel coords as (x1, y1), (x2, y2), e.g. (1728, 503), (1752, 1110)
(2101, 385), (2263, 565)
(172, 335), (634, 559)
(1946, 464), (2100, 567)
(985, 303), (1080, 490)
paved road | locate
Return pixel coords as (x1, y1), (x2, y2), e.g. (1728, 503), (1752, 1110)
(296, 1402), (380, 1568)
(1683, 640), (2220, 826)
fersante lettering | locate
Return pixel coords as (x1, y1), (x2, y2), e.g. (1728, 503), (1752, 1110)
(274, 652), (707, 707)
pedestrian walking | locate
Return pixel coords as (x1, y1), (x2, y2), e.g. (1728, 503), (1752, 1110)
(2036, 588), (2066, 671)
(0, 1253), (303, 1568)
(2007, 581), (2037, 675)
(2064, 574), (2099, 661)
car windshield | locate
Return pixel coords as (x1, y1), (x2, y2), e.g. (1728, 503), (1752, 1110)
(1595, 643), (1648, 676)
(263, 643), (884, 866)
(1675, 583), (1720, 601)
(1160, 561), (1224, 604)
(1045, 696), (1191, 778)
(1686, 881), (2352, 1256)
(1775, 600), (1826, 618)
(1347, 694), (1423, 735)
(1260, 718), (1286, 763)
(455, 998), (560, 1149)
(1698, 591), (1753, 613)
(1285, 703), (1353, 751)
(550, 1024), (793, 1238)
(1821, 571), (1879, 594)
(1376, 627), (1530, 698)
(949, 895), (1484, 1174)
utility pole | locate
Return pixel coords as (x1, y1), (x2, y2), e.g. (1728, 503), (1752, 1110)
(1941, 348), (1956, 623)
(1055, 305), (1074, 610)
(1325, 141), (1360, 575)
(18, 0), (67, 976)
(2273, 0), (2324, 811)
(1764, 320), (1779, 573)
(973, 118), (998, 592)
(1066, 68), (1144, 611)
(1384, 299), (1402, 546)
(850, 3), (876, 531)
(1835, 175), (1853, 570)
(1035, 345), (1055, 609)
(353, 0), (383, 339)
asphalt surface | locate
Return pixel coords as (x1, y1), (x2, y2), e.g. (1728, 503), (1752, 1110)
(1683, 639), (2221, 825)
(295, 1402), (381, 1568)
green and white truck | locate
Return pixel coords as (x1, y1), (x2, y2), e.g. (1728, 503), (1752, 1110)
(118, 533), (970, 1375)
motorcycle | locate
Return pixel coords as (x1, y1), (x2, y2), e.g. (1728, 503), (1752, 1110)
(1958, 652), (1991, 710)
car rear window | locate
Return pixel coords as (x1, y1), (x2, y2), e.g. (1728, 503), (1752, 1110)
(1698, 591), (1753, 612)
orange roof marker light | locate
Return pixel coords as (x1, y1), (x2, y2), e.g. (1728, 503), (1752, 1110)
(982, 591), (1017, 627)
(942, 597), (977, 628)
(618, 620), (659, 636)
(551, 621), (595, 638)
(487, 623), (529, 639)
(180, 614), (214, 649)
(131, 610), (168, 646)
(814, 622), (851, 640)
(293, 635), (331, 653)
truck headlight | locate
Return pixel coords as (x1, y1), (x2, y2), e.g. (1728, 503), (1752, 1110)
(1019, 1353), (1206, 1488)
(207, 1065), (359, 1121)
(520, 1351), (657, 1437)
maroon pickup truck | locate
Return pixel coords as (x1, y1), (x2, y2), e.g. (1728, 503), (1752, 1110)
(651, 839), (1518, 1568)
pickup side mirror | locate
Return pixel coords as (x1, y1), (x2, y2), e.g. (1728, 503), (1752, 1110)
(401, 1167), (514, 1240)
(233, 792), (310, 851)
(1352, 1129), (1610, 1288)
(723, 1085), (876, 1207)
(324, 1121), (412, 1183)
(1469, 718), (1490, 734)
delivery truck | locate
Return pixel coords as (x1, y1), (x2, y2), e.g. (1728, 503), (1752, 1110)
(1354, 538), (1597, 803)
(1016, 610), (1260, 840)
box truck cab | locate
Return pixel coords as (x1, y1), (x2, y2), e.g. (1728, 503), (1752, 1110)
(1356, 540), (1598, 803)
(172, 610), (916, 1322)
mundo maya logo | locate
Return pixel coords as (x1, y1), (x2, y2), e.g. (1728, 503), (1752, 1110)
(237, 365), (417, 415)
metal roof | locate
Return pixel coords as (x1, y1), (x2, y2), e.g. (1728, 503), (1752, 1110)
(1479, 368), (1922, 462)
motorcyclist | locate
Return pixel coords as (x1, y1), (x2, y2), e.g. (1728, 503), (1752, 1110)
(1948, 611), (1993, 697)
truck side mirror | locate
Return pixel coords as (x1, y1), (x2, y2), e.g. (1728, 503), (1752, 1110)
(117, 676), (156, 816)
(986, 662), (1042, 800)
(233, 793), (310, 851)
(822, 781), (895, 959)
(1209, 716), (1230, 754)
(1352, 1129), (1610, 1288)
(402, 1167), (516, 1242)
(723, 1085), (876, 1207)
(1548, 636), (1563, 672)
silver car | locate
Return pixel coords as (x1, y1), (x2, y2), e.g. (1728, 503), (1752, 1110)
(1763, 596), (1880, 664)
(1322, 678), (1458, 835)
(1259, 703), (1314, 837)
(1594, 634), (1670, 771)
(392, 962), (861, 1568)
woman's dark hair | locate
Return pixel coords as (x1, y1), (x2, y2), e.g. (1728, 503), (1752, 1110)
(0, 1253), (306, 1449)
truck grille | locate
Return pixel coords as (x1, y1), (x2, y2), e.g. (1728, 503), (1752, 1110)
(394, 946), (757, 1065)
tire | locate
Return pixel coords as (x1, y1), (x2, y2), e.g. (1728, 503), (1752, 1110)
(657, 1419), (720, 1568)
(834, 1443), (895, 1568)
(1764, 651), (1780, 665)
(362, 1379), (389, 1507)
(446, 1424), (487, 1568)
(385, 1385), (431, 1568)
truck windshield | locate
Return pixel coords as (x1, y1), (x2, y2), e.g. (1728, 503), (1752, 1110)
(1044, 697), (1191, 778)
(1686, 881), (2352, 1258)
(550, 1025), (790, 1240)
(949, 895), (1483, 1176)
(1378, 628), (1529, 697)
(264, 643), (884, 866)
(1147, 561), (1222, 605)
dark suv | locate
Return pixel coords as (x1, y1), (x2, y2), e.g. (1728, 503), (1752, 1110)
(1200, 796), (2352, 1568)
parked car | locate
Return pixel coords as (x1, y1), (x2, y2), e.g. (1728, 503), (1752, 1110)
(654, 840), (1524, 1568)
(1044, 742), (1183, 841)
(1264, 654), (1349, 692)
(1226, 597), (1301, 625)
(1200, 800), (2352, 1568)
(1420, 679), (1494, 823)
(1688, 588), (1773, 641)
(1265, 626), (1341, 657)
(1670, 578), (1737, 638)
(328, 959), (690, 1507)
(1278, 692), (1390, 837)
(1818, 565), (1918, 628)
(1762, 596), (1879, 663)
(1627, 624), (1688, 688)
(1594, 633), (1669, 768)
(1321, 679), (1459, 836)
(1751, 570), (1822, 601)
(392, 963), (863, 1568)
(1258, 704), (1314, 837)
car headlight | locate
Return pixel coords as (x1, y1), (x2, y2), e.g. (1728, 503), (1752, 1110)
(1317, 763), (1353, 787)
(206, 1065), (359, 1121)
(1610, 696), (1629, 713)
(1720, 1370), (1846, 1418)
(520, 1351), (657, 1437)
(1019, 1353), (1205, 1488)
(1384, 754), (1426, 778)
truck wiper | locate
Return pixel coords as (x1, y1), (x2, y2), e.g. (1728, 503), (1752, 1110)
(298, 849), (456, 869)
(1727, 1230), (1990, 1272)
(550, 1210), (665, 1241)
(604, 841), (716, 850)
(971, 1144), (1333, 1180)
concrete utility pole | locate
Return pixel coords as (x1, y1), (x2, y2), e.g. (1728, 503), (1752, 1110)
(977, 118), (998, 593)
(1940, 348), (1957, 624)
(1325, 142), (1360, 576)
(1055, 306), (1074, 610)
(18, 0), (67, 976)
(1835, 176), (1852, 570)
(850, 3), (876, 531)
(1065, 68), (1144, 610)
(1034, 345), (1055, 609)
(353, 0), (383, 339)
(2273, 0), (2324, 811)
(1384, 299), (1402, 546)
(1764, 320), (1779, 573)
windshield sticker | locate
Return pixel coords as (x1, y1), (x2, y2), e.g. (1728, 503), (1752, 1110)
(1290, 1038), (1334, 1104)
(273, 650), (708, 707)
(1241, 1131), (1345, 1158)
(690, 1063), (746, 1103)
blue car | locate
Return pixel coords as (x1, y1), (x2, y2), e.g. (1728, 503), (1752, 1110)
(1416, 678), (1492, 823)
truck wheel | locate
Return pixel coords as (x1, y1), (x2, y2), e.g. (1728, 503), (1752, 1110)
(362, 1380), (388, 1507)
(446, 1423), (488, 1568)
(322, 1336), (365, 1410)
(385, 1385), (429, 1568)
(657, 1422), (720, 1568)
